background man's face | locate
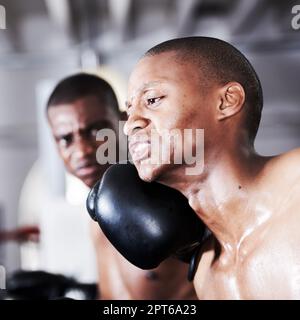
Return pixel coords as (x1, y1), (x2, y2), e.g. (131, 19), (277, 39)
(125, 51), (218, 183)
(48, 95), (118, 188)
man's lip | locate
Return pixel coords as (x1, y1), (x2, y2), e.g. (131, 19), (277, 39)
(128, 135), (150, 150)
(76, 164), (100, 177)
(129, 141), (151, 162)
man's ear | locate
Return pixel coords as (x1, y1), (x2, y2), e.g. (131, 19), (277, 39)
(217, 82), (245, 121)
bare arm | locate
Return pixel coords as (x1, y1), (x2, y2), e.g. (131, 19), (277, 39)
(89, 220), (197, 299)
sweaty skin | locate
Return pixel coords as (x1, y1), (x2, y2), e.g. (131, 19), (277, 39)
(125, 51), (300, 299)
(48, 95), (196, 300)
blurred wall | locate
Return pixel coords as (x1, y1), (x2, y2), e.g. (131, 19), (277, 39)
(0, 52), (79, 272)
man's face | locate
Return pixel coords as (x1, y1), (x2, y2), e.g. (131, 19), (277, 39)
(124, 51), (218, 183)
(48, 95), (118, 188)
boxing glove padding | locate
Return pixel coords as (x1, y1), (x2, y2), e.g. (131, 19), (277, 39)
(86, 163), (206, 270)
(6, 270), (97, 300)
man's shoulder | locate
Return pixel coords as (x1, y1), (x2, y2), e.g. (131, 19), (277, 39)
(255, 149), (300, 250)
(274, 147), (300, 170)
(266, 147), (300, 186)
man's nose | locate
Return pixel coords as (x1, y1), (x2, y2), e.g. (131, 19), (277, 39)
(123, 109), (149, 136)
(73, 137), (95, 160)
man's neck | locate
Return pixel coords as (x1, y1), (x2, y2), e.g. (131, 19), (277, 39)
(161, 147), (273, 259)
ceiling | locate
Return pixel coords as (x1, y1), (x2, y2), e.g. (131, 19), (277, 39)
(0, 0), (299, 60)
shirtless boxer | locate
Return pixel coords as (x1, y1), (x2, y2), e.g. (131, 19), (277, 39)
(123, 37), (300, 299)
(47, 73), (196, 299)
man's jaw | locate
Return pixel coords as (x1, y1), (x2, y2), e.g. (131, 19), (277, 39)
(130, 146), (182, 184)
(74, 163), (109, 188)
(84, 177), (99, 189)
(133, 158), (179, 184)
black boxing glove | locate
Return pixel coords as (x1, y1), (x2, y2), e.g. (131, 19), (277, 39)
(86, 162), (206, 278)
(6, 270), (97, 300)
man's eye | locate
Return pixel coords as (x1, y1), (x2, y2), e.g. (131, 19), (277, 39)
(58, 135), (72, 148)
(146, 97), (163, 106)
(89, 128), (98, 138)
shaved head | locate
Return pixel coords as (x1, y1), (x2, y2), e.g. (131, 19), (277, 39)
(144, 37), (263, 142)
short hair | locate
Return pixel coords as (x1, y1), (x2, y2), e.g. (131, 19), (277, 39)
(145, 37), (263, 142)
(46, 73), (120, 114)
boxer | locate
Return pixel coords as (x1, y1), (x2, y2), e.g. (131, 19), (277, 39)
(120, 37), (300, 299)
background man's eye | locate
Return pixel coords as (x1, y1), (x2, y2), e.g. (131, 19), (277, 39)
(58, 135), (72, 148)
(90, 128), (98, 138)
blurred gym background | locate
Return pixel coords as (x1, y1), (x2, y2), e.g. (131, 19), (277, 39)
(0, 0), (299, 283)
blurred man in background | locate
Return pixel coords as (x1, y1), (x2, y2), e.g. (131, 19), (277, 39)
(47, 72), (196, 299)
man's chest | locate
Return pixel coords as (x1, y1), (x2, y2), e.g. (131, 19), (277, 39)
(194, 238), (300, 299)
